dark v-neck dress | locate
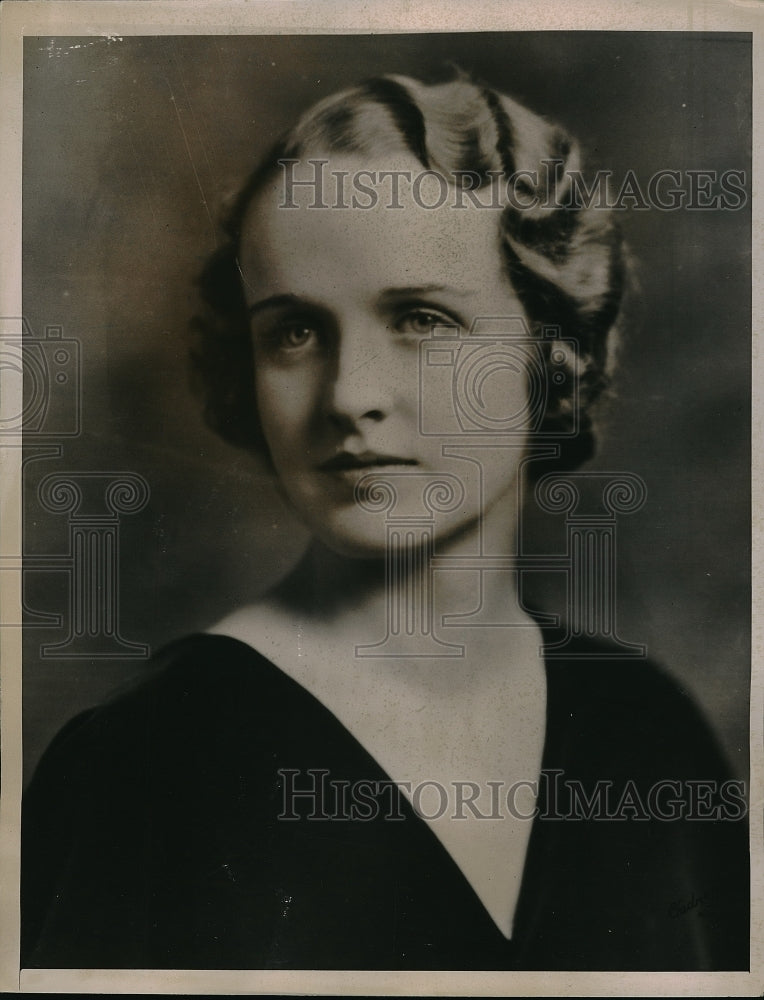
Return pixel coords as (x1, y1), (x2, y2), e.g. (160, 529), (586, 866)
(21, 631), (749, 971)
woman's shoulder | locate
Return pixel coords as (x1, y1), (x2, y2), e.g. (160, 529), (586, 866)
(108, 629), (280, 702)
(541, 632), (736, 783)
(543, 635), (695, 708)
(29, 632), (297, 779)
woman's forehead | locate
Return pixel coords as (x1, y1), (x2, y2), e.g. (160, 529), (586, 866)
(239, 156), (507, 297)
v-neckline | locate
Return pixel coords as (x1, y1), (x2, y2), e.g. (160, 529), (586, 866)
(201, 627), (560, 944)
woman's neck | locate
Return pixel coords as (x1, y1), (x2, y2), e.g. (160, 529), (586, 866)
(271, 489), (532, 648)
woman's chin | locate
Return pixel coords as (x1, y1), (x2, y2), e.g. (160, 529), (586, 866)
(300, 502), (486, 561)
(299, 506), (403, 558)
(310, 524), (390, 560)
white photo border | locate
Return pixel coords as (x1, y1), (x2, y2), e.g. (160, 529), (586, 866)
(0, 0), (761, 995)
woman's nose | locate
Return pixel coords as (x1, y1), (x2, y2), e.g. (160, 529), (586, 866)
(326, 326), (394, 425)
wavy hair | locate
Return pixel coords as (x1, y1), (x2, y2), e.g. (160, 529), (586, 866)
(189, 70), (626, 478)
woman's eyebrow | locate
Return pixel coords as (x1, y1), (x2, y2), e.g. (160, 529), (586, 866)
(249, 286), (476, 317)
(248, 293), (305, 317)
(377, 284), (476, 302)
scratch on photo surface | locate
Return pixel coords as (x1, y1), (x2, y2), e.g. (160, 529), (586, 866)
(41, 37), (123, 58)
(171, 38), (221, 203)
(162, 72), (217, 247)
(125, 123), (161, 237)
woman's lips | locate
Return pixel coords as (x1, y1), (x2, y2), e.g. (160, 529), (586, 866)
(317, 453), (420, 493)
(318, 451), (419, 472)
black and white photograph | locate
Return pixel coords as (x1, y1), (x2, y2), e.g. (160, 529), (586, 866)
(0, 1), (760, 994)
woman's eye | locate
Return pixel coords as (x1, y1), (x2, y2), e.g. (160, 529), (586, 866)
(280, 324), (316, 348)
(252, 319), (324, 363)
(395, 310), (458, 337)
(268, 322), (322, 354)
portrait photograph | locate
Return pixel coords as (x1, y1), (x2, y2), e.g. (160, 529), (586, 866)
(0, 1), (760, 995)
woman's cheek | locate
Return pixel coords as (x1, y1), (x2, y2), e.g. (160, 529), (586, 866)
(254, 376), (289, 456)
(258, 372), (319, 458)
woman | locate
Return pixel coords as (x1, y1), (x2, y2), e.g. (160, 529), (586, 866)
(21, 71), (748, 971)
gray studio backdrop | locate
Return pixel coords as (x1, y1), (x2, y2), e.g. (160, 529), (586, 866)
(21, 32), (750, 783)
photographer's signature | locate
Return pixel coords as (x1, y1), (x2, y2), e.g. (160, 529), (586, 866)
(668, 890), (709, 919)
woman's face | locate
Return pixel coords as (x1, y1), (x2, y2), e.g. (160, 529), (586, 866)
(239, 155), (532, 557)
